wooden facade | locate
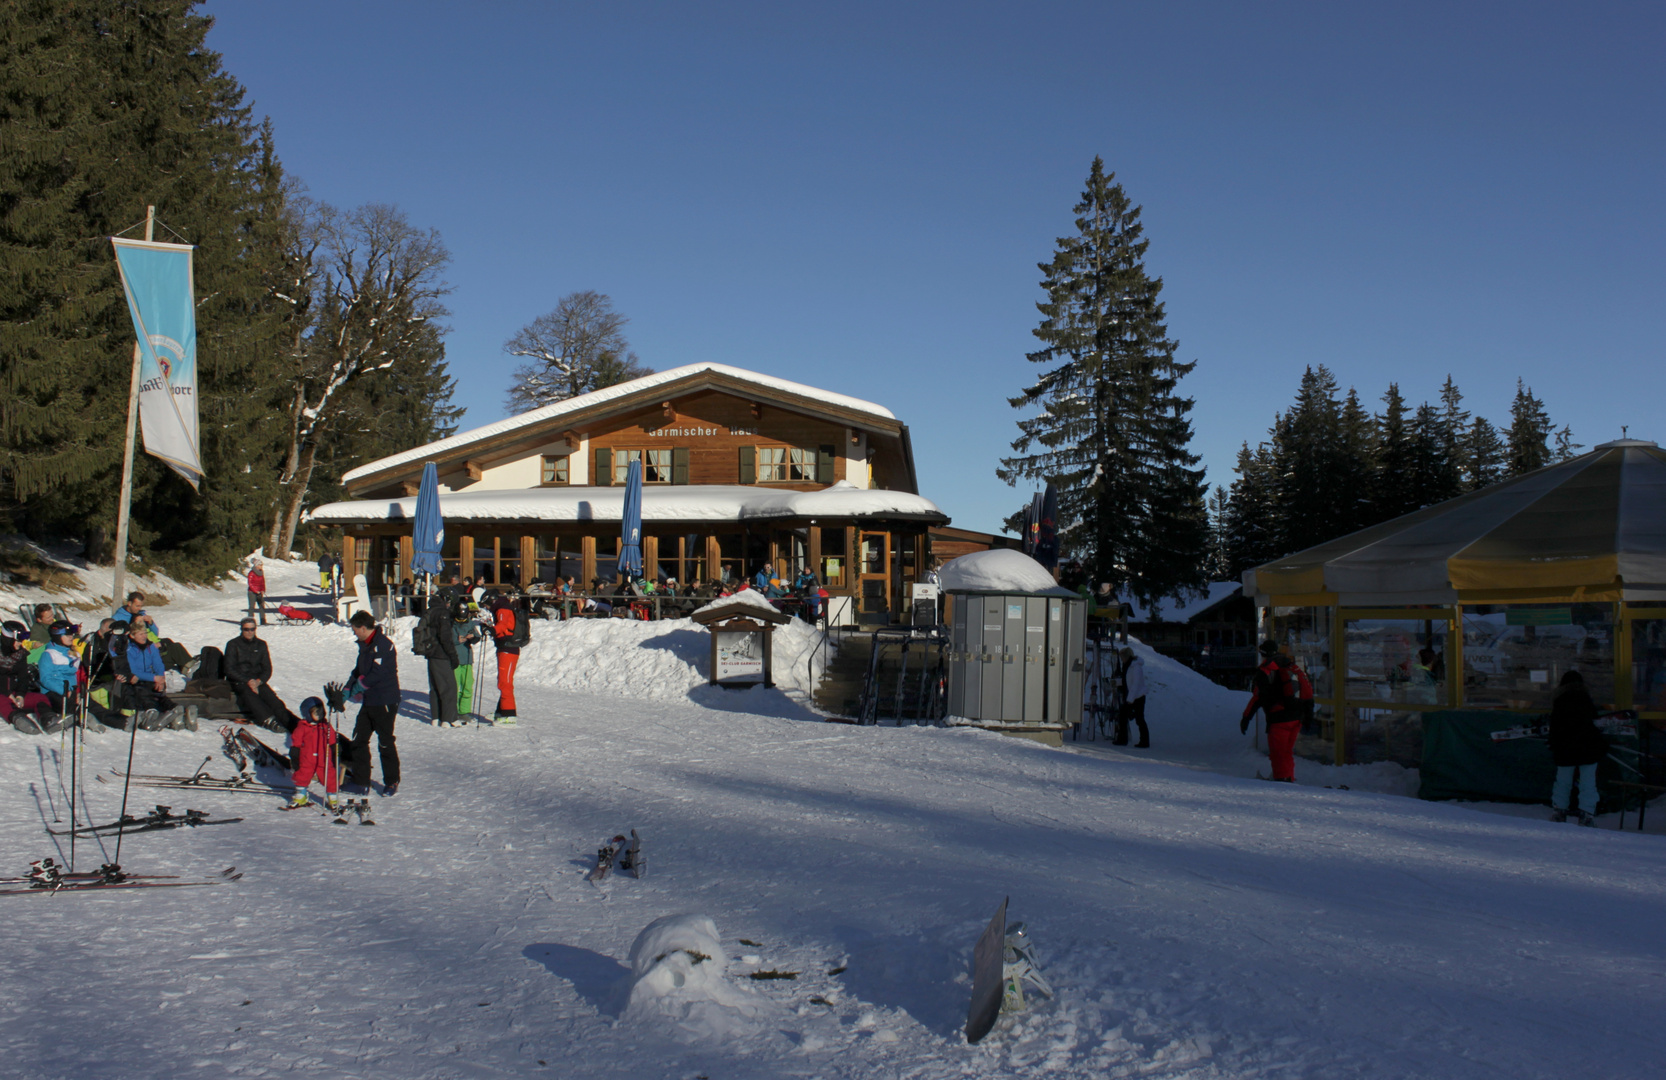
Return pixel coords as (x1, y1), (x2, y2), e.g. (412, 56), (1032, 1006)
(315, 364), (961, 625)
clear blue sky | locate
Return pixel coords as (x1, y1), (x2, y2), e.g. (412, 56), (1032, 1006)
(206, 1), (1664, 535)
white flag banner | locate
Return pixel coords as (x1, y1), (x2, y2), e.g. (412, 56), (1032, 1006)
(111, 237), (202, 487)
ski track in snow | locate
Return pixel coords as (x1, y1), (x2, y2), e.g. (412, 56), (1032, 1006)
(1, 560), (1664, 1078)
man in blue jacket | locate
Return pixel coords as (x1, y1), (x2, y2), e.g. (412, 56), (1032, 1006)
(344, 610), (401, 796)
(115, 620), (175, 726)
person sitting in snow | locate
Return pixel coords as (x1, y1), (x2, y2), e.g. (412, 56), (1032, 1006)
(287, 696), (342, 813)
(0, 621), (54, 733)
(224, 618), (298, 732)
(27, 603), (58, 644)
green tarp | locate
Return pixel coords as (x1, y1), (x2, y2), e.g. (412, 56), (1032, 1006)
(1419, 710), (1630, 809)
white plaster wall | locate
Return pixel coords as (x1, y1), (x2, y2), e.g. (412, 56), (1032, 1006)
(471, 439), (577, 490)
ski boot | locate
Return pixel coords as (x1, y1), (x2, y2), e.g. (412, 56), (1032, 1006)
(1550, 808), (1568, 823)
(1577, 811), (1597, 827)
(284, 791), (312, 811)
(1000, 922), (1053, 1013)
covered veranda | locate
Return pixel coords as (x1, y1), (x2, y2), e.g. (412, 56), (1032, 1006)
(308, 482), (949, 626)
(1243, 438), (1666, 769)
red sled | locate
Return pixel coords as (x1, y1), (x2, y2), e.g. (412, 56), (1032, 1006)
(277, 604), (315, 625)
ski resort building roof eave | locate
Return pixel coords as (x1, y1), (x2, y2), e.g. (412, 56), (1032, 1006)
(339, 363), (901, 494)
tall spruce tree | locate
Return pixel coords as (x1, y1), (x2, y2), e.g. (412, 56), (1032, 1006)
(1463, 416), (1507, 490)
(1507, 378), (1553, 475)
(1222, 442), (1280, 577)
(999, 158), (1207, 605)
(0, 0), (293, 577)
(1436, 376), (1469, 495)
(1374, 384), (1419, 520)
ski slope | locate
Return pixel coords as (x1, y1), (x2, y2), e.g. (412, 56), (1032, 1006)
(1, 558), (1663, 1079)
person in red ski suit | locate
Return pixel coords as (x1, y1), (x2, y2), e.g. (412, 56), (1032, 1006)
(246, 560), (268, 626)
(288, 696), (340, 809)
(492, 597), (521, 722)
(1241, 641), (1312, 782)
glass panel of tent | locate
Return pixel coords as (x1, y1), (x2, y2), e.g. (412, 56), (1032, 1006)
(1460, 603), (1614, 711)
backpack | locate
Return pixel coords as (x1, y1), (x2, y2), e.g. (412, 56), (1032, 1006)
(508, 606), (531, 648)
(411, 612), (441, 658)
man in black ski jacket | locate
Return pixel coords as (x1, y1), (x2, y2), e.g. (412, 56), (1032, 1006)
(344, 610), (402, 796)
(224, 619), (297, 732)
(417, 593), (461, 728)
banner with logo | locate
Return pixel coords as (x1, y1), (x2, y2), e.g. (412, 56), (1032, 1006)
(111, 238), (201, 487)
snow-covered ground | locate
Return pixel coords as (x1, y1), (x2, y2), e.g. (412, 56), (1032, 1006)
(3, 557), (1665, 1078)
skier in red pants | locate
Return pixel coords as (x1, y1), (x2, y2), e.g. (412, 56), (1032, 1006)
(287, 696), (342, 812)
(491, 597), (523, 724)
(1241, 640), (1311, 782)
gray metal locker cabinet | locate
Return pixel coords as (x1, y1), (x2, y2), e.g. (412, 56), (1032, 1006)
(979, 596), (1005, 720)
(947, 595), (967, 717)
(1022, 597), (1047, 723)
(962, 596), (985, 719)
(1000, 597), (1025, 720)
(1061, 599), (1086, 726)
(1045, 597), (1066, 723)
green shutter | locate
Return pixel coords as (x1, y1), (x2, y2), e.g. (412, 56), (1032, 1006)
(595, 447), (613, 486)
(672, 447), (690, 485)
(739, 445), (755, 485)
(818, 444), (835, 484)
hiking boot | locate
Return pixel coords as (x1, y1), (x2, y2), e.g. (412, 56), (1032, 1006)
(1577, 811), (1597, 828)
(1550, 809), (1568, 823)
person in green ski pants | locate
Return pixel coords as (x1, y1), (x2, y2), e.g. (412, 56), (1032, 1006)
(453, 604), (483, 723)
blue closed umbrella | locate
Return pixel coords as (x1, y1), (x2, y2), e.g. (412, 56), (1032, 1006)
(411, 462), (444, 580)
(618, 459), (644, 580)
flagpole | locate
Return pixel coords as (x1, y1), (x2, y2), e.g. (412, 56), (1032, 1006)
(111, 205), (154, 605)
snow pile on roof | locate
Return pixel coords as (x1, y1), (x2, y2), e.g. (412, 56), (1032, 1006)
(938, 549), (1076, 596)
(342, 362), (898, 484)
(690, 588), (782, 619)
(1119, 582), (1242, 623)
(307, 483), (945, 524)
(624, 914), (771, 1041)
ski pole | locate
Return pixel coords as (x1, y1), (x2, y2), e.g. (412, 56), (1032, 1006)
(112, 685), (145, 870)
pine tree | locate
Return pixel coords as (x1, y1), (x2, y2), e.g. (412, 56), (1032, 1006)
(1553, 425), (1582, 461)
(0, 0), (294, 577)
(1408, 402), (1457, 507)
(1203, 486), (1231, 581)
(1275, 366), (1348, 554)
(1463, 417), (1507, 490)
(998, 157), (1207, 605)
(1507, 379), (1554, 475)
(1336, 388), (1378, 534)
(1222, 442), (1281, 577)
(1374, 384), (1419, 520)
(1437, 376), (1469, 495)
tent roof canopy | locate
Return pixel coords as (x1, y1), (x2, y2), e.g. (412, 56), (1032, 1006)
(1244, 440), (1666, 605)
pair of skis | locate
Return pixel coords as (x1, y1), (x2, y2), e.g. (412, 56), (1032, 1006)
(587, 829), (644, 882)
(46, 804), (242, 837)
(0, 861), (241, 896)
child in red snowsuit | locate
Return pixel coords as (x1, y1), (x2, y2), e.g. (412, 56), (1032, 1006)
(288, 696), (341, 810)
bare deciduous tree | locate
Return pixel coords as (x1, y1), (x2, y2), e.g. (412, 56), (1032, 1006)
(267, 201), (451, 556)
(503, 290), (651, 411)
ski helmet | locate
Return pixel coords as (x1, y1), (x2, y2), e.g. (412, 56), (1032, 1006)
(0, 620), (26, 643)
(1258, 639), (1281, 657)
(299, 696), (325, 721)
(49, 621), (79, 639)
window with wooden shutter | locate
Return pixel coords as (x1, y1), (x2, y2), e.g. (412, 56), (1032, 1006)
(817, 445), (835, 484)
(738, 445), (755, 485)
(595, 447), (613, 486)
(672, 447), (689, 485)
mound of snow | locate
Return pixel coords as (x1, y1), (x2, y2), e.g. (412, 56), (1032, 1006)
(508, 614), (829, 707)
(623, 914), (770, 1040)
(690, 588), (782, 619)
(938, 549), (1074, 595)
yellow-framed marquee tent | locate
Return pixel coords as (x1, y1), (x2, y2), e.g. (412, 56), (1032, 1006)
(1243, 438), (1666, 766)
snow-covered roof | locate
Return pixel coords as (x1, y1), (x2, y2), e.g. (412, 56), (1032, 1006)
(306, 480), (947, 525)
(341, 363), (898, 485)
(938, 549), (1077, 596)
(1119, 582), (1243, 623)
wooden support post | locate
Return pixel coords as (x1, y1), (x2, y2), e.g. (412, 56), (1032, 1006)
(809, 526), (822, 582)
(342, 535), (356, 582)
(521, 536), (537, 588)
(1449, 604), (1465, 709)
(706, 536), (722, 586)
(459, 536), (475, 583)
(398, 535), (414, 586)
(1331, 603), (1347, 766)
(643, 536), (659, 581)
(581, 536), (596, 591)
(1615, 601), (1631, 711)
(768, 534), (781, 580)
